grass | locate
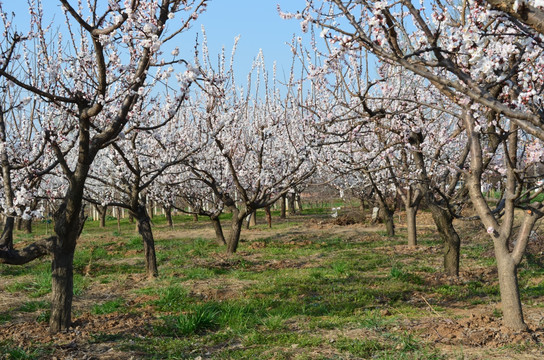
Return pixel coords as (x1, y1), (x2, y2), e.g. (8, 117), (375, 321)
(156, 303), (220, 336)
(91, 297), (126, 315)
(1, 206), (544, 359)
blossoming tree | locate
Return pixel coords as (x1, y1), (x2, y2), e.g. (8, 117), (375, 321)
(0, 0), (207, 333)
(284, 0), (544, 330)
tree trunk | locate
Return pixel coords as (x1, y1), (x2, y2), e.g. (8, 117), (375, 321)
(0, 216), (14, 250)
(50, 247), (75, 333)
(23, 219), (32, 234)
(249, 211), (256, 227)
(100, 206), (107, 228)
(406, 205), (418, 246)
(288, 194), (296, 215)
(359, 198), (366, 222)
(117, 207), (121, 234)
(296, 193), (303, 212)
(16, 217), (22, 231)
(165, 206), (173, 229)
(136, 206), (158, 278)
(227, 210), (245, 254)
(211, 216), (226, 245)
(148, 200), (154, 219)
(429, 202), (460, 276)
(378, 199), (395, 237)
(280, 194), (286, 219)
(193, 213), (199, 222)
(265, 206), (272, 228)
(384, 212), (395, 237)
(496, 252), (527, 331)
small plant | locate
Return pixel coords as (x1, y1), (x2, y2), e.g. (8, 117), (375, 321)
(92, 298), (126, 315)
(331, 260), (349, 276)
(390, 265), (423, 285)
(335, 337), (384, 358)
(394, 332), (421, 352)
(0, 312), (12, 324)
(18, 301), (49, 313)
(262, 314), (287, 331)
(191, 238), (209, 257)
(360, 310), (392, 330)
(36, 310), (50, 323)
(126, 236), (142, 249)
(154, 286), (188, 312)
(157, 304), (220, 336)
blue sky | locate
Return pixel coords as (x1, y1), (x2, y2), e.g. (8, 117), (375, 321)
(185, 0), (305, 82)
(5, 1), (307, 85)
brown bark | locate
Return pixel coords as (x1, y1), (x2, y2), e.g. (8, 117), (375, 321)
(0, 236), (56, 265)
(211, 215), (226, 245)
(280, 194), (286, 219)
(0, 216), (14, 250)
(164, 206), (173, 229)
(265, 206), (272, 228)
(495, 249), (526, 330)
(463, 111), (538, 330)
(406, 205), (417, 246)
(377, 196), (395, 237)
(288, 194), (296, 215)
(296, 193), (303, 212)
(428, 202), (460, 276)
(485, 0), (544, 36)
(226, 208), (246, 254)
(96, 205), (107, 228)
(50, 247), (75, 333)
(49, 204), (87, 333)
(359, 198), (366, 222)
(135, 205), (158, 278)
(23, 219), (32, 234)
(409, 130), (461, 276)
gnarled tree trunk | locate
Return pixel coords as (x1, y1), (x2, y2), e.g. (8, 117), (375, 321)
(49, 202), (87, 333)
(0, 216), (14, 251)
(50, 246), (75, 332)
(210, 215), (226, 245)
(164, 205), (173, 229)
(135, 205), (158, 278)
(376, 195), (395, 237)
(265, 206), (272, 228)
(428, 202), (460, 276)
(288, 194), (296, 215)
(226, 207), (247, 254)
(23, 219), (32, 234)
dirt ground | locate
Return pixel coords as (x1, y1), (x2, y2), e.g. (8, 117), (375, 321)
(1, 212), (544, 359)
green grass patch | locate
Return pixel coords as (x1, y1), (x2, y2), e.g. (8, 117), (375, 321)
(92, 297), (126, 315)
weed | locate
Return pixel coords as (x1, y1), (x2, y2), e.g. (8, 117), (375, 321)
(335, 337), (384, 358)
(153, 286), (188, 312)
(0, 312), (12, 324)
(331, 260), (350, 276)
(18, 300), (49, 313)
(36, 310), (50, 323)
(92, 298), (126, 315)
(156, 303), (220, 336)
(390, 265), (424, 285)
(360, 309), (393, 330)
(261, 314), (286, 331)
